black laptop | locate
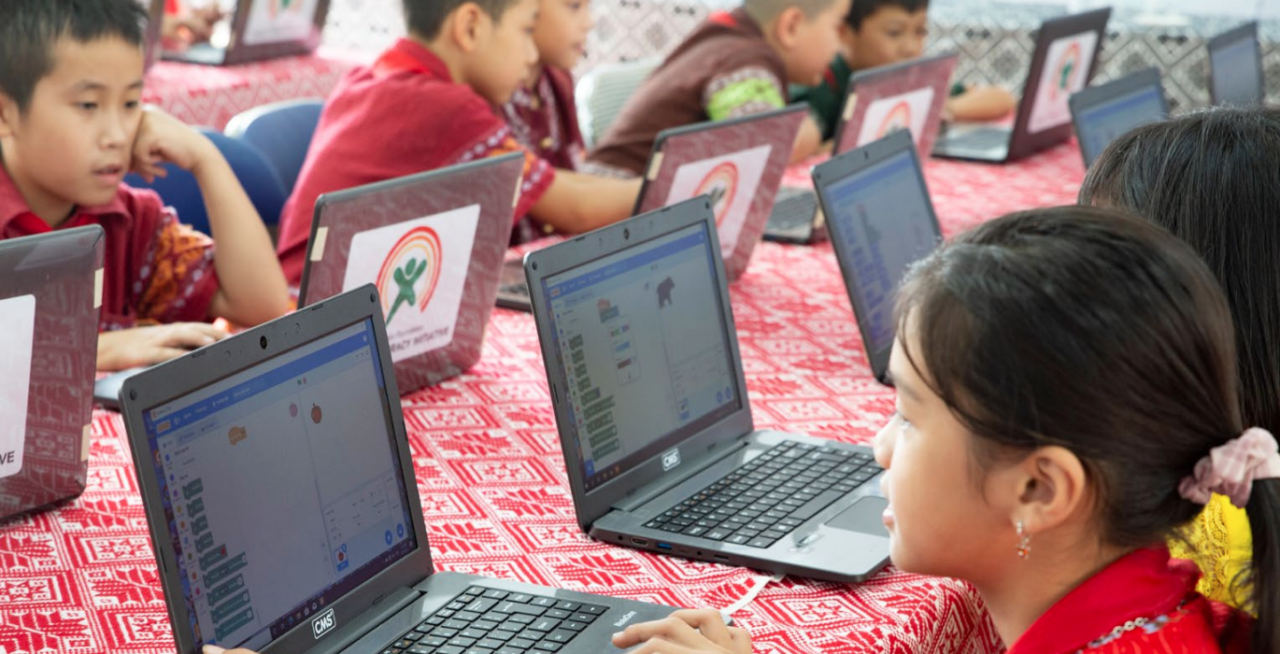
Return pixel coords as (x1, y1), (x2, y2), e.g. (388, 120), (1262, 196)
(1069, 67), (1167, 168)
(119, 287), (677, 653)
(1208, 21), (1264, 107)
(525, 198), (891, 583)
(933, 7), (1112, 163)
(160, 0), (332, 66)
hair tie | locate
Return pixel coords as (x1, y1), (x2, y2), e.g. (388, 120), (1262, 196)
(1178, 427), (1280, 508)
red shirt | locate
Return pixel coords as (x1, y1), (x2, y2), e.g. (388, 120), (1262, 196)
(501, 66), (584, 243)
(0, 164), (219, 331)
(1008, 546), (1252, 653)
(276, 38), (556, 284)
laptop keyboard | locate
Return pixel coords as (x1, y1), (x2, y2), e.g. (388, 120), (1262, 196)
(766, 188), (819, 233)
(643, 442), (882, 549)
(945, 126), (1010, 149)
(380, 586), (607, 654)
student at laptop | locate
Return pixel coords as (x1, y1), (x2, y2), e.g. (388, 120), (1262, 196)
(1080, 107), (1280, 614)
(500, 0), (593, 243)
(585, 0), (847, 175)
(275, 0), (642, 283)
(0, 0), (289, 372)
(791, 0), (1015, 141)
(614, 207), (1275, 654)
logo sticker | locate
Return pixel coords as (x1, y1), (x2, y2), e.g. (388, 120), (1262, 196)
(663, 144), (772, 259)
(0, 294), (36, 480)
(1028, 32), (1098, 134)
(312, 607), (336, 639)
(852, 86), (936, 150)
(662, 448), (681, 471)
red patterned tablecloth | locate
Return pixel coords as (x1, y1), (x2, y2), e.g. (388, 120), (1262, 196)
(0, 144), (1086, 654)
(141, 49), (370, 131)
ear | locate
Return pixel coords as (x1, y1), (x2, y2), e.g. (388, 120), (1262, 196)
(771, 6), (808, 50)
(448, 2), (488, 54)
(1004, 445), (1090, 536)
(0, 92), (20, 140)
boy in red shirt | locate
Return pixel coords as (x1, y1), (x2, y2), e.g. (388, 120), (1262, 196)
(0, 0), (289, 371)
(275, 0), (641, 283)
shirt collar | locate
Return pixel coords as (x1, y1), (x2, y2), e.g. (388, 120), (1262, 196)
(0, 159), (129, 233)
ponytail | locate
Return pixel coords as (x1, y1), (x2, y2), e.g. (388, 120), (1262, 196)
(1247, 479), (1280, 654)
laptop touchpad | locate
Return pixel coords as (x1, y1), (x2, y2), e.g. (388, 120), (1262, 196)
(824, 497), (890, 537)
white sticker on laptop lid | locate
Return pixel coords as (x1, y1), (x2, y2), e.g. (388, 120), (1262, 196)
(854, 87), (935, 149)
(0, 294), (36, 479)
(662, 144), (771, 259)
(310, 227), (330, 262)
(242, 0), (322, 46)
(341, 205), (480, 362)
(1028, 31), (1099, 134)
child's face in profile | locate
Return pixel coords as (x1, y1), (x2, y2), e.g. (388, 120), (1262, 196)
(0, 36), (145, 222)
(470, 0), (541, 105)
(782, 0), (852, 86)
(842, 6), (928, 70)
(533, 0), (594, 73)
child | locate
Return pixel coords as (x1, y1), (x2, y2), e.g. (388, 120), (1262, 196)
(585, 0), (848, 176)
(274, 0), (641, 284)
(1080, 107), (1280, 611)
(500, 0), (593, 242)
(0, 0), (289, 372)
(612, 207), (1275, 653)
(792, 0), (1015, 141)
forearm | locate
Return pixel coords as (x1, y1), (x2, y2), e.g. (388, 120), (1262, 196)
(790, 115), (824, 164)
(530, 172), (641, 234)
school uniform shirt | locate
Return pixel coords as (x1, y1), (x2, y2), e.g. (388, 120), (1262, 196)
(0, 163), (219, 332)
(501, 66), (585, 243)
(791, 54), (854, 142)
(587, 8), (790, 175)
(1007, 546), (1251, 654)
(275, 38), (557, 284)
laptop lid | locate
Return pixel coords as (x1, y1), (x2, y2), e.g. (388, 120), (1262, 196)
(298, 153), (523, 395)
(120, 287), (434, 653)
(139, 0), (164, 71)
(832, 52), (959, 159)
(0, 227), (103, 521)
(525, 198), (754, 531)
(1005, 7), (1112, 161)
(1069, 67), (1167, 168)
(163, 0), (332, 66)
(812, 130), (943, 384)
(1208, 21), (1263, 107)
(633, 105), (806, 281)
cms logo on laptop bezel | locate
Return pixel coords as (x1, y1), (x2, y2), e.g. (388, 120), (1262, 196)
(312, 608), (337, 639)
(662, 448), (681, 471)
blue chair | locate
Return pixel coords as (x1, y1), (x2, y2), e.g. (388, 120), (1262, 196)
(224, 99), (325, 194)
(125, 129), (288, 236)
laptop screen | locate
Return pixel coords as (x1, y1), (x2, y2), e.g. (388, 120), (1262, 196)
(140, 319), (417, 650)
(541, 221), (741, 492)
(1211, 34), (1262, 106)
(1076, 84), (1165, 166)
(823, 150), (938, 353)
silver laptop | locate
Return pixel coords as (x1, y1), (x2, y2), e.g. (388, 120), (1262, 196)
(1069, 67), (1167, 168)
(525, 197), (890, 583)
(119, 287), (677, 653)
(1208, 21), (1264, 107)
(934, 7), (1112, 163)
(812, 130), (943, 383)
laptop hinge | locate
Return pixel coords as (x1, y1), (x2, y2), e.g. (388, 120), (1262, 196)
(306, 586), (420, 654)
(612, 439), (750, 513)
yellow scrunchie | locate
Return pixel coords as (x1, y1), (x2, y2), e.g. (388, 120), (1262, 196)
(1169, 493), (1254, 615)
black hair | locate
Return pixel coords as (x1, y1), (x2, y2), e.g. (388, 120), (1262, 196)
(896, 206), (1279, 654)
(0, 0), (148, 113)
(846, 0), (930, 30)
(403, 0), (523, 40)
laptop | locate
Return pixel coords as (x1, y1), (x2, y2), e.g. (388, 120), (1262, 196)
(139, 0), (164, 71)
(1069, 67), (1168, 168)
(496, 106), (806, 311)
(118, 286), (678, 654)
(1208, 21), (1264, 107)
(298, 153), (523, 395)
(160, 0), (332, 66)
(765, 52), (958, 244)
(933, 7), (1112, 163)
(524, 197), (890, 583)
(0, 227), (103, 522)
(812, 130), (943, 383)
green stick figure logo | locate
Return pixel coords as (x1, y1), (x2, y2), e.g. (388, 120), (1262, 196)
(375, 227), (443, 327)
(1050, 41), (1083, 101)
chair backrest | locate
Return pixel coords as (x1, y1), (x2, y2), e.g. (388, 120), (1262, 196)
(224, 99), (325, 193)
(125, 130), (288, 235)
(575, 58), (662, 149)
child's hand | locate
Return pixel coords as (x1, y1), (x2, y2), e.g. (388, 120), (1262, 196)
(611, 609), (751, 653)
(130, 108), (218, 183)
(97, 323), (228, 371)
(202, 646), (259, 654)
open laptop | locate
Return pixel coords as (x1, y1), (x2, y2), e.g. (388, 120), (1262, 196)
(1208, 21), (1264, 107)
(765, 52), (958, 244)
(934, 7), (1111, 163)
(524, 197), (890, 583)
(496, 105), (805, 311)
(1069, 67), (1167, 168)
(0, 227), (103, 522)
(812, 130), (943, 383)
(139, 0), (164, 70)
(161, 0), (332, 66)
(119, 286), (677, 654)
(297, 153), (523, 395)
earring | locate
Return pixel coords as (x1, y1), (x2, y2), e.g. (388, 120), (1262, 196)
(1015, 520), (1031, 559)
